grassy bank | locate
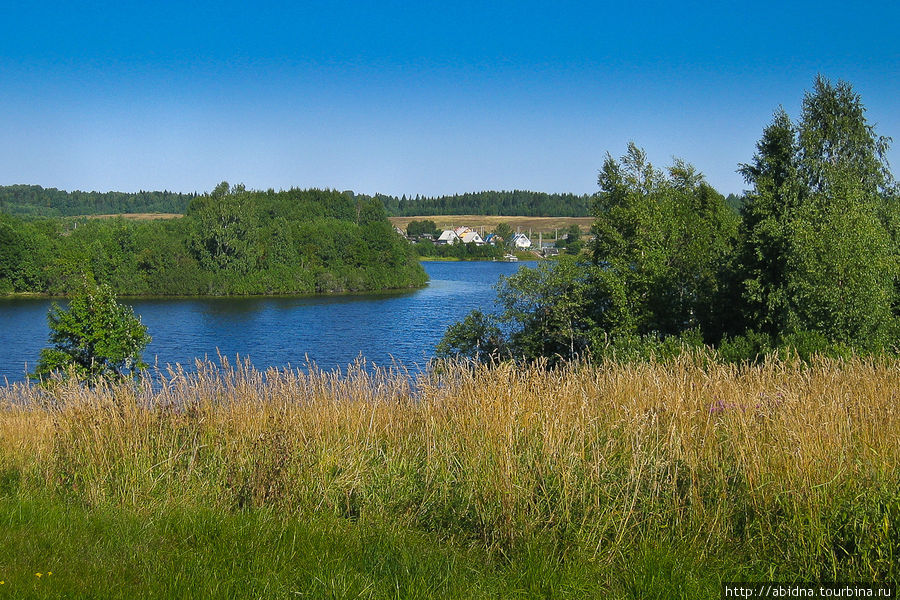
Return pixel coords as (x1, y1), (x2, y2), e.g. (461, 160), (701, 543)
(1, 357), (898, 596)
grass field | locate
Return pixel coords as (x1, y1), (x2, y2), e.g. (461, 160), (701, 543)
(1, 355), (897, 597)
(388, 215), (594, 236)
(85, 213), (183, 220)
(81, 213), (590, 236)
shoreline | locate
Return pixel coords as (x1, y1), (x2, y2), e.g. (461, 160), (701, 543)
(0, 282), (429, 301)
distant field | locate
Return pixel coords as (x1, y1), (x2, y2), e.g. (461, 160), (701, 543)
(86, 213), (183, 220)
(389, 215), (593, 236)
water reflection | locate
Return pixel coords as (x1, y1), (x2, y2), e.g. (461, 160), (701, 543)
(0, 261), (529, 381)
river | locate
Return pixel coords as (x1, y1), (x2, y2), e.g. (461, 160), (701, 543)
(0, 261), (529, 382)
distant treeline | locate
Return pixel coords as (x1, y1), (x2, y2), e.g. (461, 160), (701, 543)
(0, 184), (426, 296)
(1, 186), (596, 218)
(0, 185), (197, 217)
(0, 184), (746, 219)
(376, 190), (593, 217)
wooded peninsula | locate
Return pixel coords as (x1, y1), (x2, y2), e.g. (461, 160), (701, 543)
(0, 184), (427, 296)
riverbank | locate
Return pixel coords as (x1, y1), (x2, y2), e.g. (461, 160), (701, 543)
(0, 281), (428, 300)
(418, 253), (537, 262)
(2, 356), (897, 596)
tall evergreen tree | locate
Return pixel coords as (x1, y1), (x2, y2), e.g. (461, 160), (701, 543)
(736, 108), (804, 337)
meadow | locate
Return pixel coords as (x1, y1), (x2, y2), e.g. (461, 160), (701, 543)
(1, 355), (898, 598)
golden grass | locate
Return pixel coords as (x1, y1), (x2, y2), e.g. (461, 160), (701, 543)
(1, 356), (898, 575)
(388, 215), (594, 236)
(84, 213), (183, 220)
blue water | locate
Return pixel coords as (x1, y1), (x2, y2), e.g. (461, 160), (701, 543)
(0, 261), (528, 381)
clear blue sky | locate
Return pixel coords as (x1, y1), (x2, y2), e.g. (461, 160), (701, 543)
(2, 1), (898, 197)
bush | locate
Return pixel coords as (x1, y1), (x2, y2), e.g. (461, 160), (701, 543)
(32, 277), (151, 383)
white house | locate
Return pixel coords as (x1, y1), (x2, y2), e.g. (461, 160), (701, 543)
(511, 232), (532, 249)
(437, 230), (460, 245)
(459, 230), (485, 245)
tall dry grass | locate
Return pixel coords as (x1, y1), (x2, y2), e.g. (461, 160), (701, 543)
(1, 355), (898, 579)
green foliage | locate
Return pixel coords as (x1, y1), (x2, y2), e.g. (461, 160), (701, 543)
(406, 219), (439, 237)
(436, 310), (506, 362)
(187, 183), (259, 273)
(33, 278), (151, 382)
(716, 331), (773, 364)
(492, 222), (514, 247)
(736, 108), (803, 337)
(737, 76), (899, 352)
(415, 241), (504, 260)
(496, 256), (599, 362)
(0, 186), (426, 297)
(556, 224), (585, 254)
(442, 78), (899, 365)
(0, 184), (196, 217)
(379, 190), (592, 217)
(592, 145), (738, 341)
(439, 256), (599, 364)
(591, 328), (707, 363)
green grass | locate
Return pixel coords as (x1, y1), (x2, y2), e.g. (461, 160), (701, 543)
(3, 357), (899, 596)
(0, 496), (679, 599)
(0, 494), (771, 599)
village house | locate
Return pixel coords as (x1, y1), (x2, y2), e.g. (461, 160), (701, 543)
(437, 230), (460, 245)
(511, 232), (532, 249)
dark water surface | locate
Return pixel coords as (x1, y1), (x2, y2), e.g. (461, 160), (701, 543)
(0, 261), (528, 381)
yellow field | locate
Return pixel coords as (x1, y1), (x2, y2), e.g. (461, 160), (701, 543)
(388, 215), (593, 236)
(82, 213), (589, 235)
(85, 213), (183, 220)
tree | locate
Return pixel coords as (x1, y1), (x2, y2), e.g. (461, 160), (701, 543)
(560, 224), (584, 254)
(33, 278), (151, 382)
(436, 310), (506, 363)
(186, 182), (259, 273)
(438, 256), (600, 364)
(492, 222), (514, 247)
(736, 77), (899, 351)
(406, 219), (439, 237)
(736, 108), (804, 337)
(592, 144), (738, 341)
(496, 256), (599, 362)
(0, 219), (24, 291)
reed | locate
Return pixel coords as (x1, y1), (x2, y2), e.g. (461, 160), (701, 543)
(2, 354), (898, 582)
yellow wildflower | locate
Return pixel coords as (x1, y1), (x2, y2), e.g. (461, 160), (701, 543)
(36, 573), (42, 577)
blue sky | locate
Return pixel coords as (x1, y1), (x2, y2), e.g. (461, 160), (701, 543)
(1, 1), (898, 197)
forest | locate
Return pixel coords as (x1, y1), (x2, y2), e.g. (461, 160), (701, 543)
(0, 185), (197, 216)
(1, 185), (601, 219)
(0, 184), (426, 296)
(377, 190), (594, 216)
(439, 76), (900, 363)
